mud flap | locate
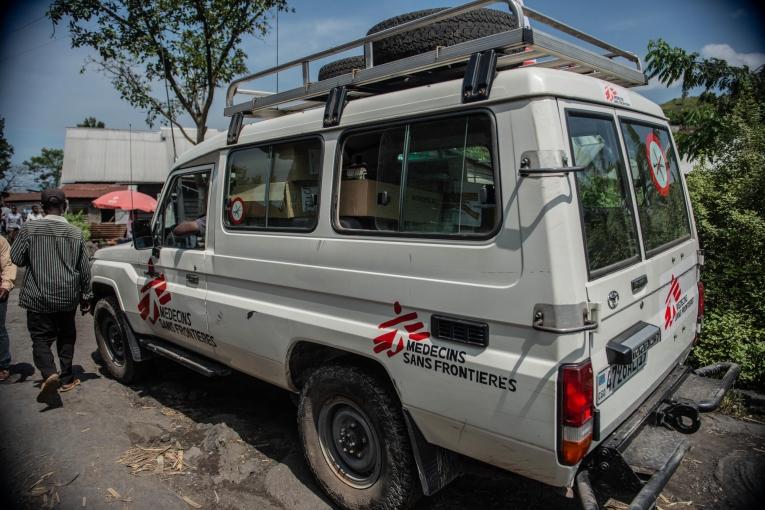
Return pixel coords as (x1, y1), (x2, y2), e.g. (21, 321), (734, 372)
(577, 362), (739, 510)
(402, 409), (463, 496)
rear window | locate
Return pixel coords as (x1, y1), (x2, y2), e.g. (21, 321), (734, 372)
(336, 113), (498, 236)
(619, 120), (691, 254)
(567, 112), (640, 275)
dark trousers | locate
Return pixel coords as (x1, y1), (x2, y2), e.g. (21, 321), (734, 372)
(27, 310), (77, 384)
(0, 299), (9, 370)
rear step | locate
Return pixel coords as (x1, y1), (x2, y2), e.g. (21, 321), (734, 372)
(138, 338), (231, 377)
(578, 362), (740, 510)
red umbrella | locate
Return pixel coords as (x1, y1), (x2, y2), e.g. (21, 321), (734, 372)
(92, 190), (157, 212)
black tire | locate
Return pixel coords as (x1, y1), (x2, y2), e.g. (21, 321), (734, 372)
(94, 296), (142, 384)
(367, 8), (518, 65)
(318, 56), (366, 81)
(298, 364), (420, 510)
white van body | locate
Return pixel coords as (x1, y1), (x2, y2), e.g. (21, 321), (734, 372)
(91, 64), (722, 509)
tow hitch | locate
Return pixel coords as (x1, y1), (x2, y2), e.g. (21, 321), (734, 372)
(577, 362), (740, 510)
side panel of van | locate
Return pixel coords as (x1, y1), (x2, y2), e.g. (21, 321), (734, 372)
(202, 101), (590, 487)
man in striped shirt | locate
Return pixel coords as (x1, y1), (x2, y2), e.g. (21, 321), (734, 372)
(11, 188), (93, 404)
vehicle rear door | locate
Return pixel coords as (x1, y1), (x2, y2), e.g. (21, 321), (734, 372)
(559, 100), (699, 438)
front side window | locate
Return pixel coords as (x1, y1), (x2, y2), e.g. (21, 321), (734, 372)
(567, 112), (640, 275)
(337, 113), (498, 236)
(160, 171), (211, 250)
(619, 120), (691, 254)
(224, 138), (322, 231)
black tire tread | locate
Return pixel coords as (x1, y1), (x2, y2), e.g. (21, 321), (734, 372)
(317, 56), (366, 81)
(368, 8), (517, 65)
(94, 296), (141, 384)
(298, 363), (420, 510)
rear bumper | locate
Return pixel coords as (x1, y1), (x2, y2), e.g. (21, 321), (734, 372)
(576, 362), (740, 510)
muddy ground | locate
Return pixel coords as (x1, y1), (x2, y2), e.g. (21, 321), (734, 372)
(1, 290), (763, 510)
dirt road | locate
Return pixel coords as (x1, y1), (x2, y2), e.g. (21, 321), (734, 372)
(1, 291), (763, 510)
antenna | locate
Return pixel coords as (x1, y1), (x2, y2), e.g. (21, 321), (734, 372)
(129, 123), (135, 216)
(276, 7), (280, 93)
(160, 49), (178, 161)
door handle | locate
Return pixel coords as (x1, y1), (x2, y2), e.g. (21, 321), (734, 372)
(631, 274), (648, 293)
(186, 273), (200, 286)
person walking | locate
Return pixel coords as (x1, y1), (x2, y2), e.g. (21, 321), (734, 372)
(27, 205), (44, 221)
(6, 206), (23, 243)
(10, 189), (92, 403)
(0, 235), (17, 382)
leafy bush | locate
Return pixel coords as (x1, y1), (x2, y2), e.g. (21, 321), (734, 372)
(63, 211), (91, 241)
(647, 40), (765, 390)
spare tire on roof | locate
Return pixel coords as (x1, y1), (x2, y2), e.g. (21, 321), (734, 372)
(317, 7), (518, 80)
(317, 56), (366, 81)
(368, 8), (518, 65)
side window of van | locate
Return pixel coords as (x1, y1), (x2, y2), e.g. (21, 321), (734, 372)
(338, 113), (498, 236)
(567, 112), (640, 276)
(224, 138), (322, 231)
(619, 120), (691, 255)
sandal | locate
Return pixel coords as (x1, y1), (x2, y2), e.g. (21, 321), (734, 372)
(37, 373), (61, 403)
(60, 378), (81, 392)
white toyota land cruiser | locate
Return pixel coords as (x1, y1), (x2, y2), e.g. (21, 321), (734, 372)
(90, 2), (740, 509)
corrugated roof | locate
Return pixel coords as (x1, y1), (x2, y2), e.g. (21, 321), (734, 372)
(4, 184), (127, 203)
(61, 127), (220, 184)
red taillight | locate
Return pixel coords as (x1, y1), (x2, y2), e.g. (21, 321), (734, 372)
(697, 281), (705, 319)
(559, 360), (594, 465)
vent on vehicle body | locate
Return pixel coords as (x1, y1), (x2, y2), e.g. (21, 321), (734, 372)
(431, 315), (489, 347)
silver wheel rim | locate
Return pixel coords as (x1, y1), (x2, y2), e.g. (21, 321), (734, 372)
(317, 396), (382, 489)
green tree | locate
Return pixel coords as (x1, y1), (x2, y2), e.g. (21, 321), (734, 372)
(49, 0), (289, 145)
(77, 116), (106, 128)
(23, 148), (65, 190)
(0, 117), (13, 184)
(646, 39), (765, 388)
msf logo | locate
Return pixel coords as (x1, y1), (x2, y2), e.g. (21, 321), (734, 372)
(138, 259), (171, 324)
(373, 301), (430, 357)
(664, 274), (682, 330)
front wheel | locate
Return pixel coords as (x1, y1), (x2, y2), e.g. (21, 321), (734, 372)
(298, 364), (421, 510)
(94, 296), (142, 383)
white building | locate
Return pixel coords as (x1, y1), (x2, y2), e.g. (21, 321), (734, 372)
(61, 126), (221, 197)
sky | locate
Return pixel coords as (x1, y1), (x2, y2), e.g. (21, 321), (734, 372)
(1, 0), (764, 169)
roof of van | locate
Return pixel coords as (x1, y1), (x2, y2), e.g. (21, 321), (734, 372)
(173, 67), (664, 170)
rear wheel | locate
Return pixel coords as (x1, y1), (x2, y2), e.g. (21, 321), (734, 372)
(298, 364), (420, 510)
(94, 296), (142, 383)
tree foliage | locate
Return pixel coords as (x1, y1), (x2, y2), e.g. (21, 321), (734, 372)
(77, 116), (106, 128)
(23, 148), (65, 190)
(0, 117), (13, 185)
(646, 39), (765, 162)
(647, 39), (765, 388)
(48, 0), (289, 144)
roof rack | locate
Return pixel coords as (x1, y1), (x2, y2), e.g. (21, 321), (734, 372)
(224, 0), (646, 131)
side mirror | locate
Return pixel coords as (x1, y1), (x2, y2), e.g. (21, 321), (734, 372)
(132, 218), (153, 250)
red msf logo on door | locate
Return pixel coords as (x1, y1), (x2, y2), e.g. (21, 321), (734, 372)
(138, 258), (172, 324)
(663, 274), (682, 330)
(373, 301), (430, 357)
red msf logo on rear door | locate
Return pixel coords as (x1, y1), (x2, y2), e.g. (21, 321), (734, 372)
(138, 258), (172, 324)
(664, 274), (682, 329)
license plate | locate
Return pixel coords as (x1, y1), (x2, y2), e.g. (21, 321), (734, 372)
(596, 353), (646, 405)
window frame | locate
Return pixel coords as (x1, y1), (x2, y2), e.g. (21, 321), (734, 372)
(331, 108), (503, 241)
(564, 108), (642, 280)
(616, 115), (693, 258)
(153, 166), (214, 251)
(221, 134), (325, 234)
